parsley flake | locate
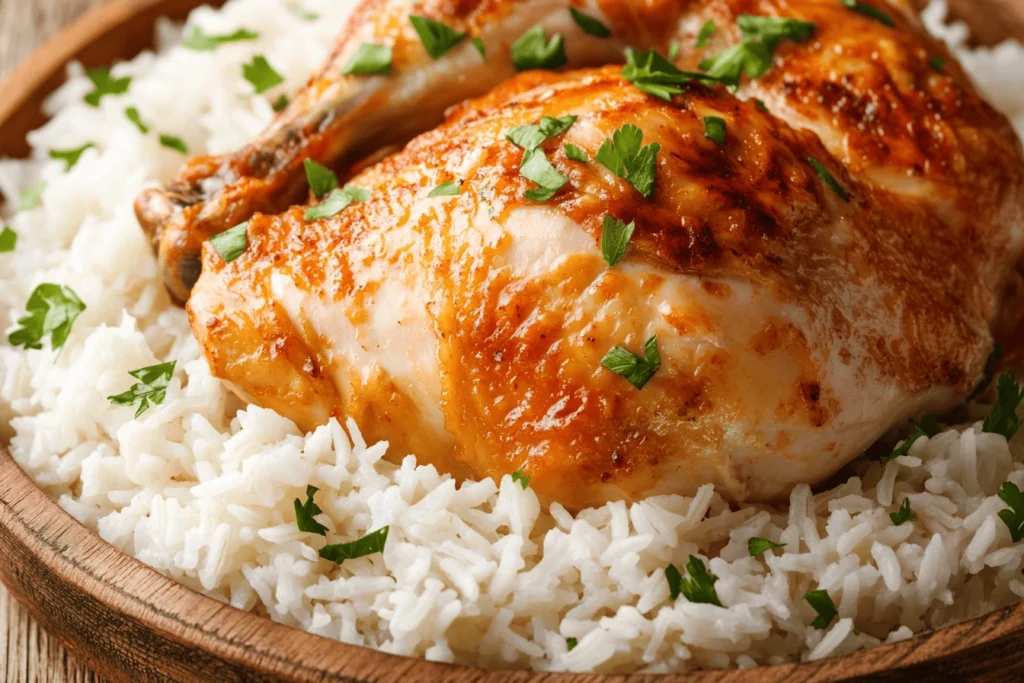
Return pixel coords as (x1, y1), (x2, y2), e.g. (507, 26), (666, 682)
(889, 497), (916, 526)
(622, 48), (718, 101)
(272, 94), (290, 112)
(294, 485), (329, 535)
(748, 537), (785, 557)
(84, 68), (131, 107)
(472, 37), (486, 58)
(699, 15), (815, 88)
(805, 589), (838, 629)
(428, 181), (461, 197)
(929, 57), (945, 71)
(342, 43), (393, 75)
(506, 115), (577, 151)
(703, 115), (726, 146)
(520, 149), (568, 201)
(754, 98), (770, 113)
(8, 284), (86, 351)
(696, 20), (716, 47)
(304, 159), (338, 198)
(667, 555), (722, 606)
(668, 42), (680, 60)
(511, 26), (567, 71)
(0, 227), (16, 253)
(290, 5), (319, 21)
(244, 56), (284, 94)
(564, 143), (589, 162)
(596, 123), (661, 198)
(968, 344), (1005, 401)
(808, 157), (850, 202)
(601, 215), (635, 267)
(839, 0), (895, 27)
(50, 143), (95, 171)
(884, 415), (940, 462)
(566, 637), (578, 651)
(181, 27), (258, 51)
(410, 16), (467, 59)
(210, 222), (249, 263)
(601, 335), (661, 389)
(108, 361), (177, 417)
(998, 481), (1024, 542)
(983, 371), (1023, 440)
(125, 106), (150, 133)
(569, 8), (611, 38)
(511, 470), (530, 489)
(319, 526), (390, 564)
(305, 185), (371, 220)
(159, 134), (188, 154)
(19, 181), (46, 211)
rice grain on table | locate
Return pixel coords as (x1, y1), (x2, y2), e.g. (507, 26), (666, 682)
(1, 0), (1024, 673)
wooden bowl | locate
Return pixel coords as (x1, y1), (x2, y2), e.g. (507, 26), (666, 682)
(2, 1), (1023, 681)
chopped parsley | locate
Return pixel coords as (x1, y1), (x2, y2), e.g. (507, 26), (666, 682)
(564, 143), (588, 162)
(666, 555), (722, 606)
(511, 470), (530, 489)
(243, 56), (284, 94)
(290, 5), (319, 21)
(696, 20), (716, 47)
(8, 284), (86, 351)
(472, 37), (486, 58)
(294, 485), (329, 535)
(511, 26), (567, 71)
(968, 344), (1004, 401)
(805, 589), (838, 629)
(595, 123), (660, 198)
(19, 181), (46, 211)
(668, 42), (680, 60)
(49, 143), (95, 171)
(107, 361), (177, 417)
(506, 115), (577, 151)
(305, 185), (371, 220)
(622, 48), (718, 101)
(410, 16), (467, 59)
(884, 415), (940, 462)
(0, 227), (16, 253)
(754, 98), (770, 113)
(180, 27), (258, 51)
(304, 158), (338, 198)
(84, 68), (131, 107)
(569, 8), (611, 38)
(428, 181), (461, 197)
(929, 57), (945, 71)
(125, 106), (150, 133)
(703, 115), (726, 146)
(520, 149), (568, 201)
(808, 157), (850, 202)
(748, 537), (785, 557)
(272, 94), (290, 112)
(319, 526), (390, 564)
(566, 637), (578, 651)
(600, 215), (635, 266)
(998, 481), (1024, 542)
(983, 371), (1023, 440)
(210, 221), (249, 263)
(889, 497), (916, 526)
(341, 43), (393, 76)
(601, 335), (660, 389)
(839, 0), (895, 28)
(159, 134), (188, 154)
(699, 15), (815, 88)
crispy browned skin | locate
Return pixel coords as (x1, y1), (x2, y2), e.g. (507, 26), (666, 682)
(188, 33), (1023, 508)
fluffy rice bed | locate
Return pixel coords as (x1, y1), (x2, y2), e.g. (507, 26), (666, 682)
(1, 0), (1023, 673)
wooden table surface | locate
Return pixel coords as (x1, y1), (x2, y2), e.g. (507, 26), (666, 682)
(0, 3), (107, 679)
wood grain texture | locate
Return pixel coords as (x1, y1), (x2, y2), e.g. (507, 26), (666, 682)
(0, 1), (1023, 682)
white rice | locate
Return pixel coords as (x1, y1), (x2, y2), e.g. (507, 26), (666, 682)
(1, 0), (1023, 673)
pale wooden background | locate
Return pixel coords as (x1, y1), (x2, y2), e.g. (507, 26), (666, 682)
(0, 1), (108, 678)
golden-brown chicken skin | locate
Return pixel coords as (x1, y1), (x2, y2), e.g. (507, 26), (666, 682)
(188, 54), (1024, 508)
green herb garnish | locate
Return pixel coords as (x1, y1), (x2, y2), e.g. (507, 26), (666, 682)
(410, 16), (467, 59)
(506, 115), (577, 151)
(511, 470), (530, 489)
(84, 68), (131, 107)
(304, 158), (338, 198)
(807, 157), (850, 202)
(125, 106), (150, 133)
(998, 481), (1024, 542)
(290, 5), (319, 21)
(668, 555), (722, 606)
(294, 485), (329, 535)
(181, 27), (258, 51)
(159, 134), (188, 154)
(600, 215), (635, 267)
(889, 498), (916, 526)
(839, 0), (895, 27)
(272, 94), (290, 112)
(243, 56), (284, 94)
(754, 98), (770, 113)
(0, 227), (16, 253)
(8, 284), (86, 351)
(703, 116), (726, 146)
(305, 185), (371, 220)
(210, 221), (249, 263)
(983, 372), (1023, 440)
(566, 637), (578, 651)
(601, 335), (660, 389)
(341, 43), (392, 75)
(929, 57), (945, 71)
(563, 143), (588, 162)
(428, 181), (461, 197)
(696, 20), (716, 47)
(748, 537), (785, 557)
(668, 42), (680, 60)
(968, 344), (1005, 401)
(806, 589), (838, 629)
(622, 48), (718, 101)
(319, 526), (390, 564)
(699, 15), (815, 88)
(472, 37), (486, 58)
(884, 415), (940, 462)
(596, 123), (660, 198)
(569, 8), (611, 38)
(50, 143), (95, 171)
(108, 361), (177, 417)
(520, 149), (568, 201)
(511, 26), (567, 71)
(19, 181), (46, 211)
